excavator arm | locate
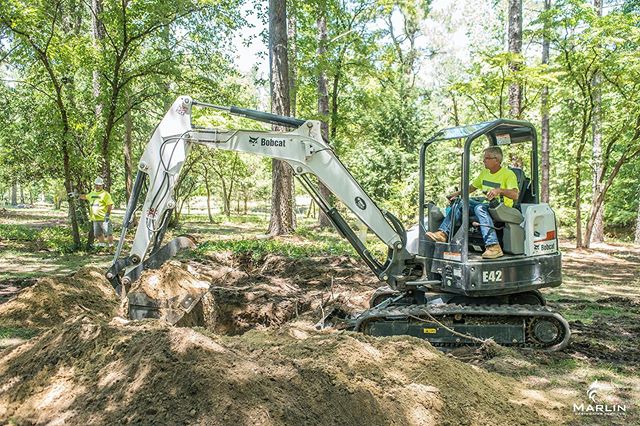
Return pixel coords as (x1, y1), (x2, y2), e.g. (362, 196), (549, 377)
(107, 96), (414, 294)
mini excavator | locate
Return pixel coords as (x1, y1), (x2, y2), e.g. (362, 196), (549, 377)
(106, 96), (570, 351)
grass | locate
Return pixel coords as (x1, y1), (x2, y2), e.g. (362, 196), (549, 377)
(0, 223), (76, 253)
(0, 326), (39, 340)
(561, 305), (629, 323)
(195, 237), (357, 261)
(179, 213), (267, 225)
(173, 215), (389, 263)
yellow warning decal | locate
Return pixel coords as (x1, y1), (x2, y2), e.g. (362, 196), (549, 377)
(423, 328), (437, 334)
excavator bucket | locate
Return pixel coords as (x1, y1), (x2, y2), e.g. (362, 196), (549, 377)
(110, 235), (210, 326)
(126, 263), (211, 326)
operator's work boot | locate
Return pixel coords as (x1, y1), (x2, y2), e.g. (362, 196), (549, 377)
(482, 244), (504, 259)
(426, 230), (448, 243)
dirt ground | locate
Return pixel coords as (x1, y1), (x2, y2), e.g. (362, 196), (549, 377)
(0, 213), (638, 424)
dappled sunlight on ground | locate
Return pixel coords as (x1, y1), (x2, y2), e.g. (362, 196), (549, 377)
(0, 251), (111, 280)
(0, 209), (638, 424)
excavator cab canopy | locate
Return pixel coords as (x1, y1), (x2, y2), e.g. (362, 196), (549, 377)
(412, 119), (559, 297)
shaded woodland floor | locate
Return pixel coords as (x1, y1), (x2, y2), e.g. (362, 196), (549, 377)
(0, 208), (638, 425)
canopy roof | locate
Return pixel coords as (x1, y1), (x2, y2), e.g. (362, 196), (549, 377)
(427, 119), (537, 146)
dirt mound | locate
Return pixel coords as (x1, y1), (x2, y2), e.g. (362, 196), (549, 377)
(0, 267), (117, 329)
(0, 277), (37, 304)
(0, 256), (568, 424)
(127, 255), (377, 335)
(0, 316), (556, 425)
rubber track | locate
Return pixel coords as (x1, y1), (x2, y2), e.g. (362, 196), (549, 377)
(354, 303), (571, 351)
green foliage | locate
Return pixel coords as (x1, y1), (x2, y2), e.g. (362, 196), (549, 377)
(196, 237), (356, 262)
(2, 0), (640, 245)
(0, 224), (76, 253)
(0, 224), (38, 242)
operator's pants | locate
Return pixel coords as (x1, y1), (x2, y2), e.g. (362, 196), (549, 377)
(439, 199), (498, 246)
(92, 220), (113, 238)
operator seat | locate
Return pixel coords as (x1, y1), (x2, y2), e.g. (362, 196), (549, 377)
(467, 166), (528, 255)
(487, 166), (528, 254)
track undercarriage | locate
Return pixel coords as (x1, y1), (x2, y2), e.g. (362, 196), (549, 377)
(330, 288), (571, 351)
(356, 302), (570, 351)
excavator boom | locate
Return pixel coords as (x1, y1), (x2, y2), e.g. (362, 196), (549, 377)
(107, 96), (413, 294)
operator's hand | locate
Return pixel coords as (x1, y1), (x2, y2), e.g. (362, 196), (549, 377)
(486, 188), (502, 200)
(446, 192), (459, 202)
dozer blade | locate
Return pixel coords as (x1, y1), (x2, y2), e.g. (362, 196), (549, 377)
(314, 306), (356, 331)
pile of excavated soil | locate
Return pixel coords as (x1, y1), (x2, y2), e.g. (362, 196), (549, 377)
(125, 254), (380, 335)
(0, 255), (564, 425)
(0, 316), (557, 425)
(0, 267), (118, 329)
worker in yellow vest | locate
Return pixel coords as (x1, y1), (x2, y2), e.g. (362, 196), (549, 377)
(79, 177), (114, 249)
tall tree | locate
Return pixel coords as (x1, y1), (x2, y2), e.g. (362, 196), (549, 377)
(551, 2), (640, 247)
(92, 0), (105, 120)
(590, 0), (604, 243)
(288, 0), (297, 117)
(316, 3), (332, 228)
(0, 0), (83, 248)
(540, 0), (551, 203)
(268, 0), (296, 235)
(635, 187), (640, 245)
(508, 0), (523, 118)
(123, 95), (134, 200)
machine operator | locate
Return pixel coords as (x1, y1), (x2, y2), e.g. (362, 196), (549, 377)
(426, 146), (519, 259)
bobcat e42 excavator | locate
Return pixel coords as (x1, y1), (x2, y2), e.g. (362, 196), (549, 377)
(106, 96), (571, 351)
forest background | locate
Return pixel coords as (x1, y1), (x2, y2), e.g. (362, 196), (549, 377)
(1, 0), (639, 251)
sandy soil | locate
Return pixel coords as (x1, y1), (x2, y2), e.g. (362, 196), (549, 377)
(0, 242), (638, 425)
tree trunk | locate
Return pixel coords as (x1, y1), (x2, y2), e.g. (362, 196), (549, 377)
(584, 139), (640, 245)
(204, 168), (214, 222)
(92, 0), (107, 187)
(19, 185), (24, 204)
(330, 72), (340, 140)
(63, 138), (82, 249)
(540, 0), (551, 203)
(288, 1), (297, 117)
(11, 180), (17, 205)
(123, 96), (133, 200)
(451, 92), (460, 126)
(220, 179), (230, 217)
(317, 10), (332, 228)
(575, 113), (590, 249)
(92, 0), (104, 119)
(635, 189), (640, 245)
(508, 0), (522, 118)
(590, 0), (604, 243)
(267, 0), (295, 236)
